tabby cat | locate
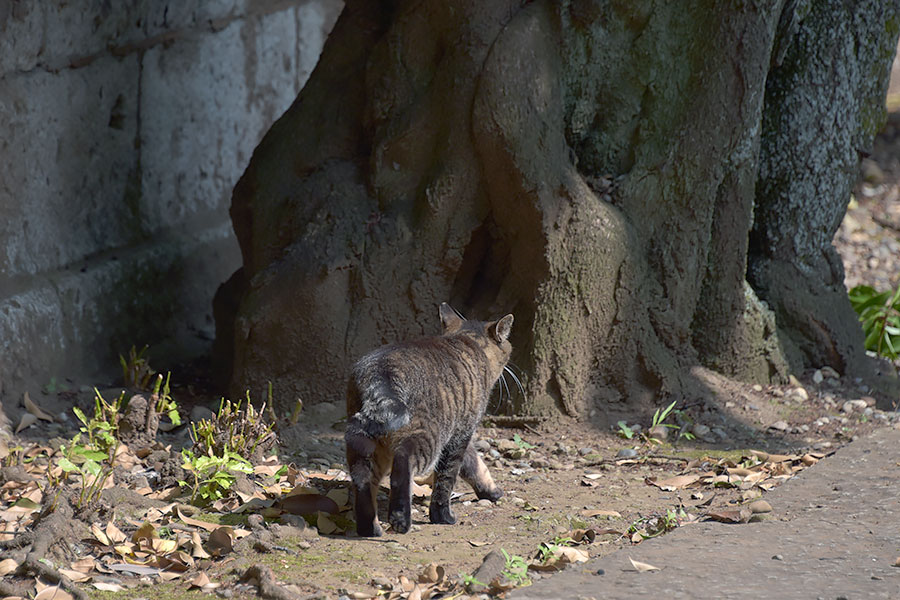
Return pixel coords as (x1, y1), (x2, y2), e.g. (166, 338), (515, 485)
(345, 303), (514, 536)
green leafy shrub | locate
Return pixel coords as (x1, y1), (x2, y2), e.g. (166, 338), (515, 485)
(849, 284), (900, 359)
(179, 447), (253, 506)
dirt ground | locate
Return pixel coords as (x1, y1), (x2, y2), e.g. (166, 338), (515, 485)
(4, 75), (900, 600)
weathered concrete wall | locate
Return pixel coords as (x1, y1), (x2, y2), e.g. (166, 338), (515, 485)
(0, 1), (341, 407)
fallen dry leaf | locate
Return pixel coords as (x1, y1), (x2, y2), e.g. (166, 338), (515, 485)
(132, 522), (158, 544)
(0, 557), (18, 576)
(706, 508), (751, 524)
(628, 557), (660, 572)
(34, 586), (73, 600)
(279, 493), (339, 515)
(189, 572), (218, 589)
(317, 511), (338, 534)
(207, 526), (235, 556)
(92, 582), (126, 592)
(418, 562), (445, 584)
(58, 567), (91, 583)
(582, 509), (622, 519)
(646, 474), (701, 491)
(326, 487), (350, 508)
(70, 557), (96, 573)
(191, 531), (211, 559)
(530, 545), (589, 571)
(176, 508), (221, 531)
(91, 523), (111, 546)
(15, 412), (37, 434)
(411, 481), (432, 497)
(24, 391), (54, 422)
(105, 521), (127, 544)
(469, 540), (490, 547)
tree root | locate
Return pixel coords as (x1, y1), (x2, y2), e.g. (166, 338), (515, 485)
(0, 492), (87, 600)
(24, 552), (88, 600)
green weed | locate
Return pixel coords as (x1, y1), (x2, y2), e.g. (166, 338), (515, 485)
(849, 284), (900, 359)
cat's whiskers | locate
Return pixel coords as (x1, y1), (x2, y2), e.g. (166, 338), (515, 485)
(503, 364), (525, 398)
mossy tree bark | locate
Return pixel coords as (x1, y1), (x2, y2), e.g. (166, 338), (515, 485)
(215, 0), (900, 415)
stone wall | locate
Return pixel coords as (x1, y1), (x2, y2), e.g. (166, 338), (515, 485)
(0, 0), (341, 409)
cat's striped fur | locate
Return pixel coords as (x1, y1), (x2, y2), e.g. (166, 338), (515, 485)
(345, 303), (513, 536)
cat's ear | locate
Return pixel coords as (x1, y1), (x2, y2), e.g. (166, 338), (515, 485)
(439, 303), (464, 333)
(492, 314), (514, 343)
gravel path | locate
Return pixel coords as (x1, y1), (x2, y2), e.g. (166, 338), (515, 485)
(512, 425), (900, 600)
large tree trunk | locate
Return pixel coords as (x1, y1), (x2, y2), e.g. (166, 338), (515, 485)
(215, 0), (900, 415)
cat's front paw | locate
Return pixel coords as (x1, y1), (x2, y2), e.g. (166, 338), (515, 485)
(429, 504), (457, 525)
(389, 511), (411, 534)
(356, 520), (383, 537)
(475, 486), (504, 502)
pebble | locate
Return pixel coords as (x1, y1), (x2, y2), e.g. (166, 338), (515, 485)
(712, 427), (729, 441)
(616, 448), (638, 459)
(790, 387), (809, 401)
(772, 554), (784, 561)
(752, 384), (763, 392)
(498, 439), (518, 452)
(648, 425), (669, 441)
(692, 424), (711, 437)
(788, 374), (802, 387)
(488, 449), (501, 459)
(749, 500), (773, 514)
(476, 499), (493, 508)
(578, 447), (595, 456)
(812, 370), (824, 384)
(746, 404), (761, 411)
(771, 389), (784, 398)
(769, 420), (789, 432)
(821, 366), (839, 379)
(372, 577), (393, 588)
(473, 439), (491, 453)
(190, 405), (215, 422)
(531, 457), (550, 469)
(510, 497), (526, 507)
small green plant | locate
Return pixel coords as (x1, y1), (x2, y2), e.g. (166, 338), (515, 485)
(849, 284), (900, 359)
(650, 400), (677, 430)
(179, 446), (253, 506)
(536, 536), (574, 563)
(616, 420), (635, 439)
(646, 401), (696, 443)
(500, 548), (530, 586)
(72, 389), (125, 454)
(54, 389), (125, 508)
(190, 392), (275, 460)
(512, 433), (535, 450)
(120, 344), (155, 389)
(150, 372), (181, 426)
(627, 507), (686, 540)
(460, 572), (487, 589)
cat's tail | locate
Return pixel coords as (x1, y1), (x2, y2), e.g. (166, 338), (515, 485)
(345, 378), (410, 456)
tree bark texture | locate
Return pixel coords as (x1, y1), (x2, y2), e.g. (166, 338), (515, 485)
(215, 0), (900, 415)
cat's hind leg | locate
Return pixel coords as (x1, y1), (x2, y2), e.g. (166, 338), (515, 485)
(388, 436), (436, 533)
(429, 433), (472, 525)
(346, 431), (386, 537)
(460, 442), (504, 502)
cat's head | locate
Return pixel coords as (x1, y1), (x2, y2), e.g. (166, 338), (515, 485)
(439, 303), (514, 375)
